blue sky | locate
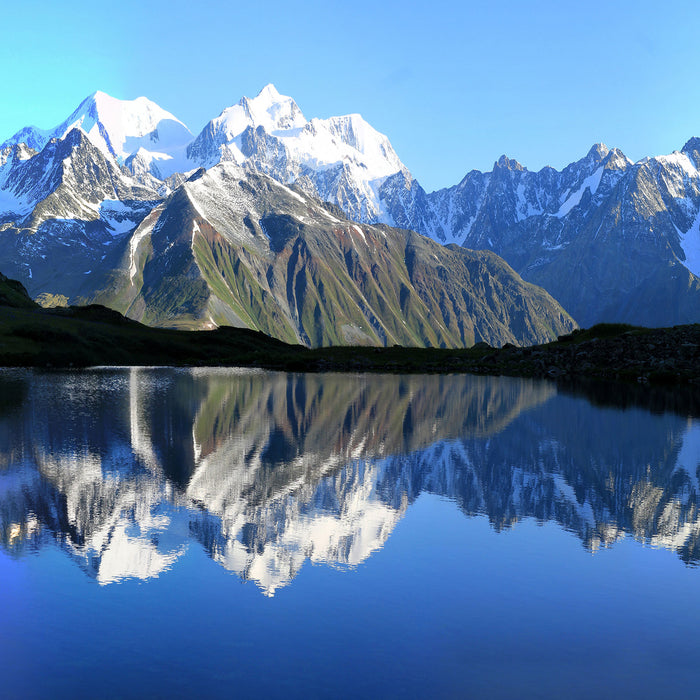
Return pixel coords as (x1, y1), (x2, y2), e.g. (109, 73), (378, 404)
(3, 0), (700, 191)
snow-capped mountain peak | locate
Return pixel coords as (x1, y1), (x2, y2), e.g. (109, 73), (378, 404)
(186, 86), (409, 222)
(586, 142), (610, 162)
(216, 83), (307, 139)
(494, 155), (525, 171)
(78, 91), (192, 156)
(1, 91), (194, 179)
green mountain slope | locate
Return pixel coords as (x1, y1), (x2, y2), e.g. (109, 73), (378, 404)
(84, 165), (575, 347)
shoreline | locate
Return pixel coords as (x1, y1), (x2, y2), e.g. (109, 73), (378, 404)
(1, 303), (698, 386)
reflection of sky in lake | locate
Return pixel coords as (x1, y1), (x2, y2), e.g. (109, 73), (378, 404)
(1, 368), (700, 697)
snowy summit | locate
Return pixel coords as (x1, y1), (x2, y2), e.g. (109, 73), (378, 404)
(186, 83), (408, 222)
(2, 91), (194, 179)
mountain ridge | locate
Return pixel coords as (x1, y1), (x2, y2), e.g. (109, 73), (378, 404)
(3, 85), (700, 333)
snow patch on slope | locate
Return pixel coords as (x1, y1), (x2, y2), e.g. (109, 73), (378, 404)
(0, 187), (32, 217)
(516, 181), (545, 221)
(556, 167), (604, 218)
(678, 207), (700, 277)
(100, 200), (140, 235)
(129, 207), (163, 282)
(656, 152), (698, 179)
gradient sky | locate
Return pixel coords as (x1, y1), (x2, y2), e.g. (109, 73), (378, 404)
(3, 0), (700, 191)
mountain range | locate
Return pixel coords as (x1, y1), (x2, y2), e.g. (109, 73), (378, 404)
(1, 84), (697, 344)
(0, 88), (574, 347)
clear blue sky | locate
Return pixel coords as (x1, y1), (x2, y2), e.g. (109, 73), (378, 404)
(3, 0), (699, 191)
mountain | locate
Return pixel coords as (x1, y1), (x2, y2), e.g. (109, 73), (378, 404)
(0, 90), (575, 347)
(10, 85), (700, 334)
(181, 86), (700, 328)
(76, 161), (575, 346)
(179, 86), (700, 329)
(0, 128), (160, 299)
(1, 91), (193, 180)
(186, 84), (408, 223)
(182, 89), (700, 327)
(395, 144), (700, 327)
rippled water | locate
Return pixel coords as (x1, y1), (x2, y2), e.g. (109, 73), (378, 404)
(1, 368), (700, 698)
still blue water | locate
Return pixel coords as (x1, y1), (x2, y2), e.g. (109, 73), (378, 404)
(1, 368), (699, 699)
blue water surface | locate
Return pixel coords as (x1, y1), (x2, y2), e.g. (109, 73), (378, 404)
(0, 368), (698, 699)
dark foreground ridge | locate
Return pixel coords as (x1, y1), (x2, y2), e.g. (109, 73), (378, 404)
(309, 323), (700, 385)
(0, 272), (698, 384)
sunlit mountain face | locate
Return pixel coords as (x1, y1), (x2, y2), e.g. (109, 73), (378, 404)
(0, 368), (698, 595)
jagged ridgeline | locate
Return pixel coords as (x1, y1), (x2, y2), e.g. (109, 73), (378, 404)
(0, 117), (574, 347)
(406, 145), (700, 327)
(80, 165), (574, 347)
(5, 84), (700, 334)
(0, 87), (576, 347)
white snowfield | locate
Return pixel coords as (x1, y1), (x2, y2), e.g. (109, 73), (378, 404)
(186, 84), (408, 224)
(2, 91), (194, 179)
(197, 83), (404, 178)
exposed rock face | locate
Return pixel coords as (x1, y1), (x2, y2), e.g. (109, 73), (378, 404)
(396, 144), (700, 327)
(82, 163), (575, 347)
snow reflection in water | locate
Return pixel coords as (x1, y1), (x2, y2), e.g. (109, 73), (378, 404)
(0, 368), (699, 595)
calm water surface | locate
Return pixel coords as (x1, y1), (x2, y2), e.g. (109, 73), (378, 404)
(1, 368), (699, 699)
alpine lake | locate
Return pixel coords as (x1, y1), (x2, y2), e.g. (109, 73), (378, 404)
(2, 367), (700, 699)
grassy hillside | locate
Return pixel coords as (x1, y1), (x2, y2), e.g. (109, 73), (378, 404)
(1, 271), (697, 384)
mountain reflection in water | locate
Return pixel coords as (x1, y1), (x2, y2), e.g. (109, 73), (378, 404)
(0, 368), (698, 595)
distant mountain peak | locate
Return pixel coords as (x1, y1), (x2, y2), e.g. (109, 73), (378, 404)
(495, 155), (524, 172)
(682, 136), (700, 153)
(186, 86), (407, 223)
(66, 91), (192, 154)
(218, 85), (307, 138)
(586, 143), (610, 161)
(603, 147), (630, 170)
(1, 91), (194, 180)
(256, 83), (281, 100)
(681, 137), (700, 167)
